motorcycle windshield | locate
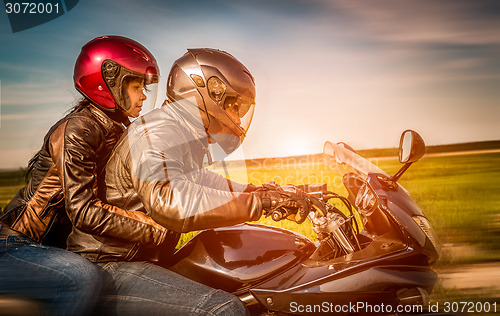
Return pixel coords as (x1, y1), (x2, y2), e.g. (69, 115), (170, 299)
(323, 141), (389, 179)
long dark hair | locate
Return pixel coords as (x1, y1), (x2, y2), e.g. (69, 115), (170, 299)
(69, 96), (130, 125)
(68, 97), (92, 114)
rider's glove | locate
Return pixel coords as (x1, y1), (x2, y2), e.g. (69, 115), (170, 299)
(244, 183), (259, 193)
(254, 190), (283, 210)
(284, 190), (310, 224)
(254, 184), (311, 224)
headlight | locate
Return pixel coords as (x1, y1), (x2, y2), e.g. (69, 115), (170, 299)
(355, 183), (378, 216)
(412, 215), (441, 256)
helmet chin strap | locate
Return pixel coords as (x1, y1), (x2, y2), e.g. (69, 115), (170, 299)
(122, 107), (139, 118)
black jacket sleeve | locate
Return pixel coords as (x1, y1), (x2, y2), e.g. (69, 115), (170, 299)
(50, 116), (167, 246)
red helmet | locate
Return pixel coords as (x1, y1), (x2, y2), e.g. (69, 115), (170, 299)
(74, 35), (159, 111)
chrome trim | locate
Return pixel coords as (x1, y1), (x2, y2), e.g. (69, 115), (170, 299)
(238, 293), (258, 305)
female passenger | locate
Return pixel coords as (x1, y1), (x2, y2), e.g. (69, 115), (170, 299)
(0, 35), (162, 316)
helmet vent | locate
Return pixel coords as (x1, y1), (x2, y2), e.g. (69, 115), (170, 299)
(102, 60), (121, 88)
(190, 74), (205, 87)
(123, 43), (150, 61)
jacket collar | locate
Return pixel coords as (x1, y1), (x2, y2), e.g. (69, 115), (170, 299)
(161, 98), (208, 146)
(88, 104), (126, 133)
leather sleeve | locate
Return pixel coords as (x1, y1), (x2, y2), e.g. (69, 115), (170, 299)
(50, 116), (167, 246)
(197, 167), (249, 193)
(129, 134), (262, 233)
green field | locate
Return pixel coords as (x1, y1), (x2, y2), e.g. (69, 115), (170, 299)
(0, 185), (23, 211)
(206, 151), (500, 264)
(375, 152), (500, 251)
(2, 150), (499, 265)
(2, 150), (498, 305)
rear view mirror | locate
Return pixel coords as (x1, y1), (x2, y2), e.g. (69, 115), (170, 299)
(389, 130), (426, 182)
(399, 130), (425, 164)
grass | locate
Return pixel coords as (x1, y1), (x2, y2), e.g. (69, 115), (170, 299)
(0, 185), (23, 211)
(2, 150), (498, 307)
(203, 151), (500, 264)
(375, 153), (500, 251)
(2, 151), (499, 263)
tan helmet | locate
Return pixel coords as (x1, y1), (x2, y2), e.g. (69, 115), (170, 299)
(167, 49), (255, 154)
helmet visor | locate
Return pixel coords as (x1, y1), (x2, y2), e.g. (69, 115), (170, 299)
(139, 81), (159, 117)
(222, 94), (255, 135)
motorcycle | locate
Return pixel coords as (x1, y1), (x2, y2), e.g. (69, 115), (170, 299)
(165, 130), (441, 315)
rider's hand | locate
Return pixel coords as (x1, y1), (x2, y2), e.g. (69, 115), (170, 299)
(283, 190), (310, 224)
(254, 189), (283, 211)
(244, 183), (259, 193)
(254, 185), (311, 224)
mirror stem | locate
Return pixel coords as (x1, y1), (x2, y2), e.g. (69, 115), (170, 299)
(390, 162), (412, 182)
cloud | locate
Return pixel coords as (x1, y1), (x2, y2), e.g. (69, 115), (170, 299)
(318, 0), (500, 45)
(1, 80), (76, 106)
(1, 0), (499, 166)
(0, 62), (58, 77)
(0, 112), (58, 121)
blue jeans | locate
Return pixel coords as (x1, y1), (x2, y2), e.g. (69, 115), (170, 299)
(0, 234), (102, 316)
(97, 261), (248, 316)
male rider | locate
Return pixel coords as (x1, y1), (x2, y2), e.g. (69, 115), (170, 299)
(65, 48), (309, 315)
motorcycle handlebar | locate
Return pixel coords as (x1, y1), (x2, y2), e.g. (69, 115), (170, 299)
(265, 189), (326, 222)
(258, 183), (356, 230)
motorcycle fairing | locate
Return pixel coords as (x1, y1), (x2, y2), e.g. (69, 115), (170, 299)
(364, 173), (440, 264)
(250, 265), (437, 315)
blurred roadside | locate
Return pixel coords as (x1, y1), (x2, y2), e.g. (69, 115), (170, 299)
(1, 140), (499, 308)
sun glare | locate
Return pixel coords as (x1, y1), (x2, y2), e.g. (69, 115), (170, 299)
(281, 135), (319, 157)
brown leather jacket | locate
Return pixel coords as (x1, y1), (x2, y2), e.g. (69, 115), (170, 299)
(1, 104), (170, 261)
(92, 99), (262, 262)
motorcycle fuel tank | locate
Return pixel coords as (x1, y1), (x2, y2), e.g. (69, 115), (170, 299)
(167, 223), (315, 293)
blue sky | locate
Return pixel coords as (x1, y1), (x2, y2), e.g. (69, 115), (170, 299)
(1, 0), (499, 168)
